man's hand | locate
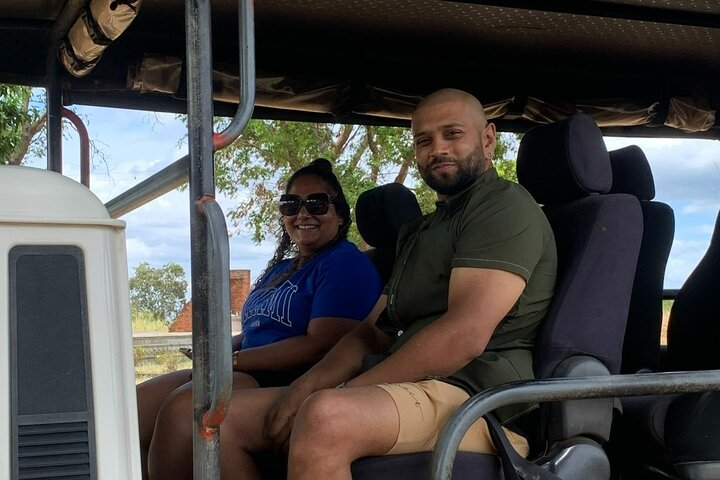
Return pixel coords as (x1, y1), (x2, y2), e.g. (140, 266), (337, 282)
(264, 382), (314, 451)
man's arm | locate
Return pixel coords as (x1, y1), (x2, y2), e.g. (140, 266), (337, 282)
(346, 267), (526, 387)
(264, 295), (393, 444)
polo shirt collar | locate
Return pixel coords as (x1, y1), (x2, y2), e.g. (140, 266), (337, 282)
(435, 167), (499, 215)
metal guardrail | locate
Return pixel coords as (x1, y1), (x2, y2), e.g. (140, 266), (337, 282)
(431, 369), (720, 480)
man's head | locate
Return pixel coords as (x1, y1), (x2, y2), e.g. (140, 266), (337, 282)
(411, 89), (496, 199)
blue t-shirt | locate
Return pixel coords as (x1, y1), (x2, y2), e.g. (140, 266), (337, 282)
(241, 240), (382, 349)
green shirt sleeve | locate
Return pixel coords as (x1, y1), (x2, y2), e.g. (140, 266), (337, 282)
(451, 183), (548, 282)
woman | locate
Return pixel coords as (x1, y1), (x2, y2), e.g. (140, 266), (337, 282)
(139, 158), (382, 478)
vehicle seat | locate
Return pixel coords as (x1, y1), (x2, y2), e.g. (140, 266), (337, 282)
(613, 209), (720, 480)
(607, 145), (675, 374)
(355, 182), (422, 283)
(666, 209), (720, 373)
(353, 113), (644, 479)
(517, 113), (643, 479)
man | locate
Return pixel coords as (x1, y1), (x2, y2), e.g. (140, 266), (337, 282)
(148, 88), (557, 480)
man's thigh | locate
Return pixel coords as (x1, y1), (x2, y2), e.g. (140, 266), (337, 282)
(292, 385), (401, 458)
(377, 380), (529, 457)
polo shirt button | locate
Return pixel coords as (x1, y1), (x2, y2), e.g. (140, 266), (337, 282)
(397, 330), (403, 336)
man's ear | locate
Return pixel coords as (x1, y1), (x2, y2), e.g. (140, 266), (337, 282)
(484, 122), (497, 157)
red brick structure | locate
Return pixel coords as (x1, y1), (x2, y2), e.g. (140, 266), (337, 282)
(169, 269), (251, 332)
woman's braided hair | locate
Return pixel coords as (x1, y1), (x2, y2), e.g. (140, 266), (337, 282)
(262, 158), (352, 279)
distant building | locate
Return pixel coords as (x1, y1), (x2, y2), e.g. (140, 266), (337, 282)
(169, 269), (251, 333)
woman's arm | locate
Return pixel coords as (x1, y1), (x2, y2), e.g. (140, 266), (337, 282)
(231, 316), (360, 372)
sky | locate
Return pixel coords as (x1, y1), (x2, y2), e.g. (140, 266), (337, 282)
(25, 106), (720, 298)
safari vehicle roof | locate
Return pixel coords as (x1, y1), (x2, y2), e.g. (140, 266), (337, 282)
(1, 0), (719, 138)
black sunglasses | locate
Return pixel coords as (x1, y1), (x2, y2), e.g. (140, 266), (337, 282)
(279, 193), (335, 216)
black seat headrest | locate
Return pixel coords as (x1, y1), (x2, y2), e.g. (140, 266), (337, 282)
(356, 183), (422, 249)
(517, 113), (612, 204)
(608, 145), (656, 201)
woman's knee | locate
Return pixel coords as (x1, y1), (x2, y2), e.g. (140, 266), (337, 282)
(232, 371), (260, 389)
(154, 385), (194, 439)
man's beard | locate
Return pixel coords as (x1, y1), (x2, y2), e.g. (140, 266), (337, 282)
(420, 146), (486, 196)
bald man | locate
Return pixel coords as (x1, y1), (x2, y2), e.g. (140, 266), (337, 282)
(149, 89), (558, 480)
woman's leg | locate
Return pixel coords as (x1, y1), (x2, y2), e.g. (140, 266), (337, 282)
(148, 372), (282, 480)
(136, 369), (193, 479)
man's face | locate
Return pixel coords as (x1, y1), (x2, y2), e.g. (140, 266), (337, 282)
(412, 99), (496, 197)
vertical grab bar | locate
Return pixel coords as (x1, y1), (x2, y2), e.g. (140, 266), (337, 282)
(197, 196), (232, 440)
(185, 0), (255, 478)
(214, 0), (255, 150)
(184, 1), (226, 480)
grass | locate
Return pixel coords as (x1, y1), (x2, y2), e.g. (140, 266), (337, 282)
(660, 300), (673, 346)
(131, 309), (168, 333)
(134, 347), (192, 384)
(132, 310), (187, 383)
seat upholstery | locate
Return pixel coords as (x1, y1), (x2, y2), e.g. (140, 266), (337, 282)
(354, 113), (643, 480)
(355, 182), (422, 283)
(612, 210), (720, 480)
(666, 209), (720, 372)
(607, 145), (674, 374)
(518, 113), (643, 458)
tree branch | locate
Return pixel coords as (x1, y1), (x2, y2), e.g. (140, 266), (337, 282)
(9, 112), (46, 165)
(393, 153), (413, 184)
(334, 124), (354, 156)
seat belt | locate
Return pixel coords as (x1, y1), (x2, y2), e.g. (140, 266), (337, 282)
(485, 413), (561, 480)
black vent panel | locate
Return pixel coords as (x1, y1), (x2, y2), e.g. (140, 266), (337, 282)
(10, 246), (97, 480)
(18, 422), (91, 479)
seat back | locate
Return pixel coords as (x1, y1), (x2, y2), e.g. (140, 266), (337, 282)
(666, 209), (720, 371)
(517, 113), (643, 448)
(608, 145), (674, 374)
(355, 182), (422, 283)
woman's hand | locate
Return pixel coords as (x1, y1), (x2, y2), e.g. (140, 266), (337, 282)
(231, 333), (244, 352)
(263, 381), (314, 451)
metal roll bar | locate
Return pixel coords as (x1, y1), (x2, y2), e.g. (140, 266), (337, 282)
(105, 0), (255, 218)
(61, 107), (90, 187)
(431, 369), (720, 480)
(46, 0), (88, 173)
(105, 156), (190, 218)
(184, 0), (255, 478)
(213, 0), (255, 151)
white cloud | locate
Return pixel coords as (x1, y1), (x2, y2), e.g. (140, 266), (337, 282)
(664, 238), (712, 288)
(604, 137), (719, 288)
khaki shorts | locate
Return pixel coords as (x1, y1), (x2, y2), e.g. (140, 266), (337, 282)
(376, 380), (529, 457)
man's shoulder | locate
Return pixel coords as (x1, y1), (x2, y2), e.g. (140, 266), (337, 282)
(463, 176), (544, 227)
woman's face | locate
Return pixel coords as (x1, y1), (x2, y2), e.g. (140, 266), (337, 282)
(282, 174), (344, 256)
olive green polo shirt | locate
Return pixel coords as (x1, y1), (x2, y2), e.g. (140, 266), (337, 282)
(377, 168), (557, 423)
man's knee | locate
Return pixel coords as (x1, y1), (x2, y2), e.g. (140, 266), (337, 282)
(295, 389), (351, 439)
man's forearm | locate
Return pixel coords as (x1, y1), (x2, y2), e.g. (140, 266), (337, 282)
(346, 311), (483, 387)
(294, 319), (392, 391)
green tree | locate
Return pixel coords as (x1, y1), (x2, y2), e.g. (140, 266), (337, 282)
(212, 118), (518, 245)
(129, 262), (188, 325)
(0, 84), (46, 165)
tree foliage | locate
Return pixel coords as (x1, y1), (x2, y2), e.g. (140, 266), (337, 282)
(129, 262), (188, 325)
(0, 84), (46, 165)
(212, 118), (518, 245)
